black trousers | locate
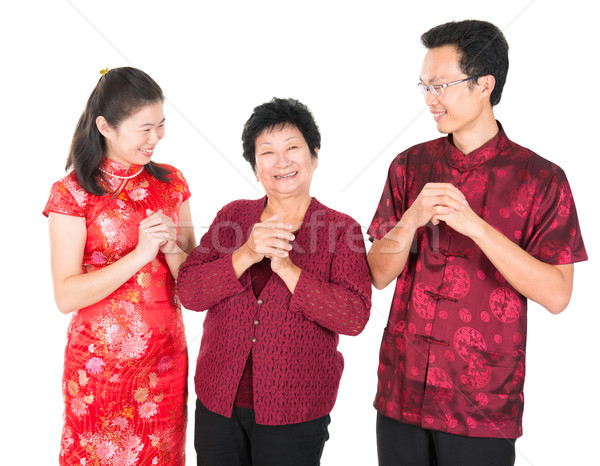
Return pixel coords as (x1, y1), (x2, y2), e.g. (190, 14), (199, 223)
(377, 413), (516, 466)
(195, 398), (330, 466)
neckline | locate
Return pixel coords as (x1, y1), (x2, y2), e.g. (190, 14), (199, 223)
(100, 157), (144, 178)
(445, 121), (508, 171)
(257, 195), (319, 240)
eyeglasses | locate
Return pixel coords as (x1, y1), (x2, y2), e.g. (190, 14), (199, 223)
(417, 76), (480, 97)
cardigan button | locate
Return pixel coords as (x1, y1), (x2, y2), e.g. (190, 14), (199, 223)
(257, 299), (263, 305)
(251, 338), (257, 343)
(253, 320), (259, 326)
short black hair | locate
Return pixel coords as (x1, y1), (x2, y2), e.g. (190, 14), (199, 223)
(242, 97), (321, 172)
(421, 20), (509, 106)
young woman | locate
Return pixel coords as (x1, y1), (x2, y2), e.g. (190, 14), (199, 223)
(44, 67), (196, 465)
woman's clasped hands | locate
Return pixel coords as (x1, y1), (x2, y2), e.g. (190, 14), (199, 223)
(136, 209), (178, 263)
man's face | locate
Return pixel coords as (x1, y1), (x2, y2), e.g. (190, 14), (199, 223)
(419, 44), (487, 137)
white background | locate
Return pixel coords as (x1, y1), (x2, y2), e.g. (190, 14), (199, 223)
(2, 1), (597, 464)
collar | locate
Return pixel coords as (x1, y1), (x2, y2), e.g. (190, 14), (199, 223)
(445, 121), (509, 171)
(100, 157), (143, 177)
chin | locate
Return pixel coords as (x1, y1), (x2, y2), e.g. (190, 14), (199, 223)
(435, 121), (453, 135)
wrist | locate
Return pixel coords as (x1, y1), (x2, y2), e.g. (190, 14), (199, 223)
(275, 262), (301, 292)
(162, 242), (184, 255)
(232, 243), (259, 277)
(468, 215), (489, 242)
(399, 209), (418, 233)
(129, 247), (153, 269)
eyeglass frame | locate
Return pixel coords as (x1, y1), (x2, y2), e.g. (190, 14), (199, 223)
(417, 76), (481, 97)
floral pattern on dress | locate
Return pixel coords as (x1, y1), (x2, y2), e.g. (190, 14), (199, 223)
(44, 158), (190, 465)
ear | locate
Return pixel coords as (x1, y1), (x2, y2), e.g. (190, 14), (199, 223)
(96, 116), (113, 139)
(312, 148), (319, 170)
(478, 75), (496, 102)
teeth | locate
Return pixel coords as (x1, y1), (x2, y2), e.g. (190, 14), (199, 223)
(275, 171), (297, 179)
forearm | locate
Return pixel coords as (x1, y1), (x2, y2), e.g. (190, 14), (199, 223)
(290, 271), (370, 336)
(232, 243), (259, 279)
(177, 252), (245, 311)
(471, 219), (573, 314)
(54, 249), (149, 314)
(368, 216), (417, 289)
(163, 247), (189, 279)
(274, 262), (301, 294)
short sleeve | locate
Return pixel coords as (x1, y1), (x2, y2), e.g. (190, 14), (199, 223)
(367, 154), (407, 241)
(525, 169), (587, 265)
(167, 166), (191, 203)
(42, 176), (88, 218)
(179, 170), (191, 203)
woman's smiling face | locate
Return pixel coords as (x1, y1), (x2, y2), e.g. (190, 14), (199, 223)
(254, 124), (318, 199)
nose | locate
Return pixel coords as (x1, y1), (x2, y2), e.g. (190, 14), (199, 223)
(274, 150), (290, 167)
(424, 89), (439, 106)
(148, 128), (162, 145)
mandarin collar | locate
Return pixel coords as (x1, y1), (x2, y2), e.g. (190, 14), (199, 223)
(100, 157), (143, 177)
(445, 121), (509, 171)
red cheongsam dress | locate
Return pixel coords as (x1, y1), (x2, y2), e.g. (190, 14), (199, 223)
(43, 158), (189, 465)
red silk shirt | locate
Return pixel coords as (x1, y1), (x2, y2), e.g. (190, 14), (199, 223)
(178, 197), (371, 425)
(368, 124), (587, 438)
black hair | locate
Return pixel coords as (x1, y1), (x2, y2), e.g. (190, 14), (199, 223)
(66, 67), (171, 195)
(241, 97), (321, 172)
(421, 20), (509, 106)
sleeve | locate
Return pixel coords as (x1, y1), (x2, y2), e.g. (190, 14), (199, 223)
(366, 154), (406, 241)
(525, 169), (587, 265)
(42, 178), (86, 218)
(180, 172), (191, 203)
(176, 206), (245, 311)
(169, 167), (191, 203)
(289, 219), (372, 336)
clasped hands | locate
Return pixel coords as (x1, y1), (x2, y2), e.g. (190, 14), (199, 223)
(405, 183), (483, 238)
(136, 209), (179, 263)
(245, 215), (296, 274)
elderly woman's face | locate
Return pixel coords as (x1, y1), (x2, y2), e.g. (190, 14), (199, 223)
(254, 124), (318, 199)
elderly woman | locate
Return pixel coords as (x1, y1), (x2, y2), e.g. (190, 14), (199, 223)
(177, 97), (371, 466)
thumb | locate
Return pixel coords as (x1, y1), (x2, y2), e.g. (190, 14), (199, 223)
(146, 209), (154, 217)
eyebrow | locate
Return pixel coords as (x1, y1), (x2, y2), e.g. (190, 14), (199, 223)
(139, 117), (166, 128)
(257, 136), (301, 149)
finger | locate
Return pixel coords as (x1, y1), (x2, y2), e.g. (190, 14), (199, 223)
(143, 224), (169, 235)
(150, 232), (174, 242)
(254, 242), (293, 255)
(426, 189), (466, 204)
(254, 228), (295, 242)
(273, 248), (289, 257)
(141, 215), (173, 229)
(434, 195), (467, 211)
(257, 221), (294, 231)
(423, 184), (465, 199)
(264, 229), (295, 241)
(433, 205), (454, 216)
(255, 234), (294, 248)
(423, 182), (463, 193)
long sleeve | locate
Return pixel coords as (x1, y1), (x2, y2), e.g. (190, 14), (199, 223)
(177, 208), (246, 311)
(289, 220), (371, 336)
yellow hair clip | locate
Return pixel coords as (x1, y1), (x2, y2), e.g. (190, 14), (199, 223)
(99, 67), (110, 78)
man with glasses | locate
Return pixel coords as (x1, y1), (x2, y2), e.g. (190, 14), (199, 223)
(367, 19), (586, 466)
